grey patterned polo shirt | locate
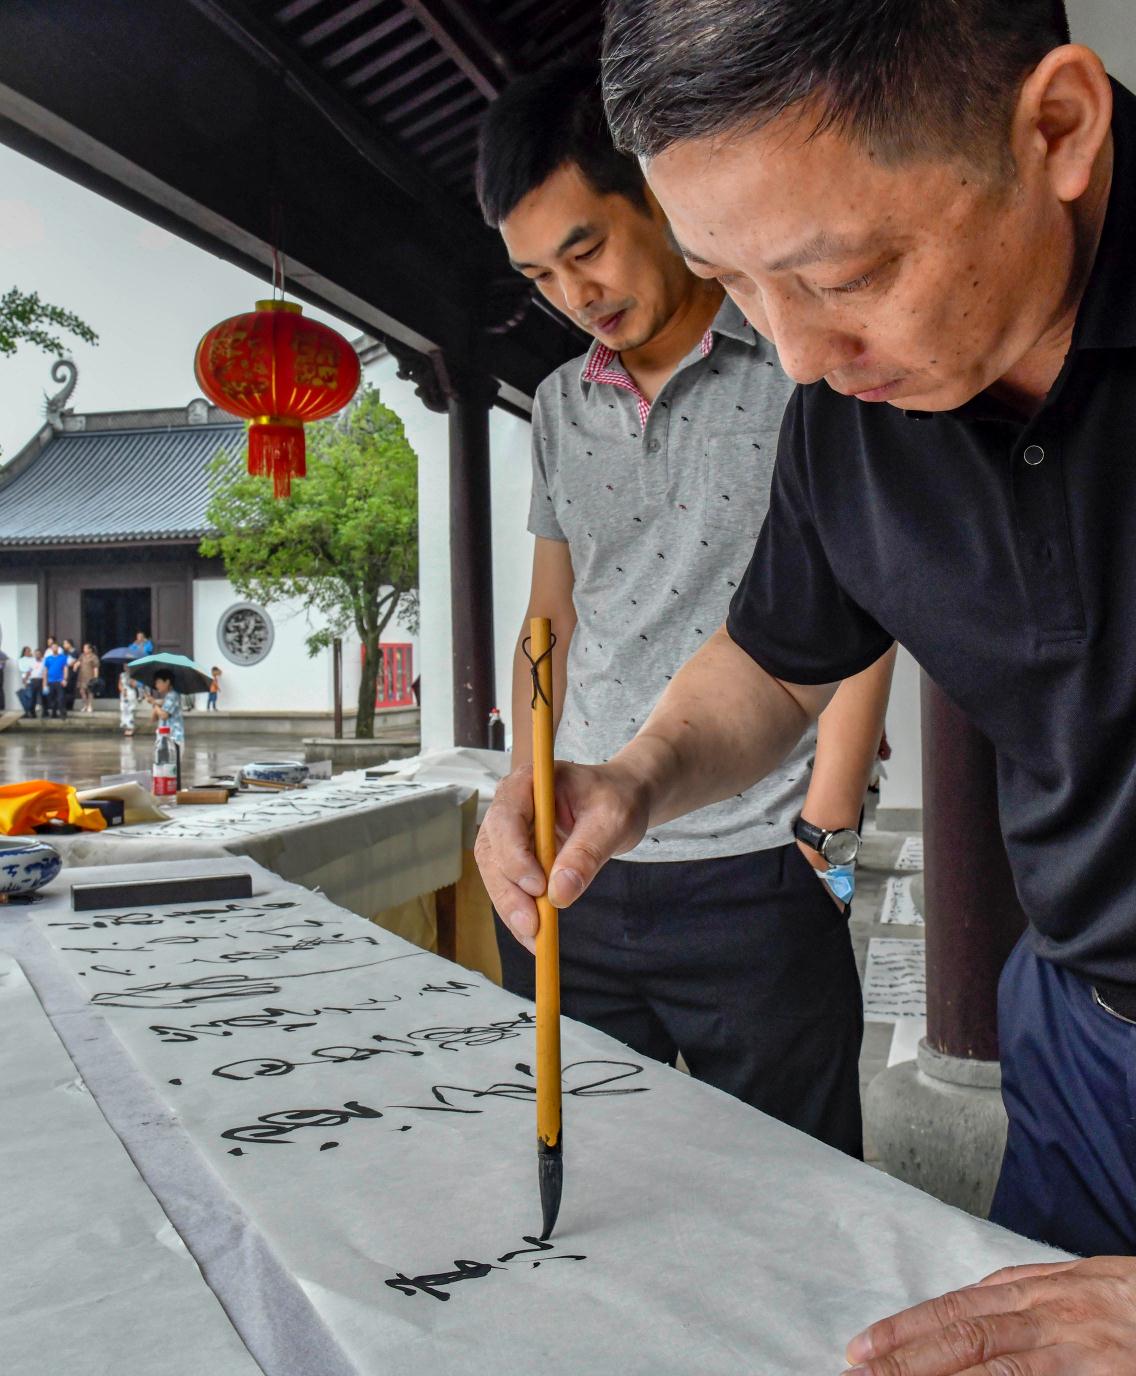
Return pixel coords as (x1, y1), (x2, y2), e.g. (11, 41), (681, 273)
(528, 296), (815, 862)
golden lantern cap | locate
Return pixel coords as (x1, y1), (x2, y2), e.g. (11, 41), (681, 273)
(254, 299), (303, 314)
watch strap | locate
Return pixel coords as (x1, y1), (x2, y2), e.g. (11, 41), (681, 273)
(793, 816), (828, 853)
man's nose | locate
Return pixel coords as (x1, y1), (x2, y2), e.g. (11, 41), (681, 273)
(764, 297), (859, 386)
(561, 271), (599, 316)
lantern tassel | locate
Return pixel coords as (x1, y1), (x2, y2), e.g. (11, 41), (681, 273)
(249, 422), (306, 499)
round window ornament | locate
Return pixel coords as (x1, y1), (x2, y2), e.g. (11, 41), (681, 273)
(218, 603), (274, 666)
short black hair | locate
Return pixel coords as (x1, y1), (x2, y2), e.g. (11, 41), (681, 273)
(603, 0), (1071, 171)
(476, 62), (649, 227)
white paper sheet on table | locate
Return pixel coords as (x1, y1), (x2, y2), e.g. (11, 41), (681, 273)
(78, 778), (168, 823)
(863, 936), (928, 1021)
(0, 950), (258, 1376)
(375, 746), (511, 828)
(23, 860), (1065, 1376)
(91, 776), (439, 842)
(43, 776), (468, 919)
(880, 874), (924, 926)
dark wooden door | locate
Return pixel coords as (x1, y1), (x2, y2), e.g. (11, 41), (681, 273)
(44, 556), (192, 657)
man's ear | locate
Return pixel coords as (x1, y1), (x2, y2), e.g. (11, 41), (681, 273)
(1012, 44), (1112, 204)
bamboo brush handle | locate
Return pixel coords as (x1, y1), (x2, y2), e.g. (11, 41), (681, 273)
(530, 616), (561, 1150)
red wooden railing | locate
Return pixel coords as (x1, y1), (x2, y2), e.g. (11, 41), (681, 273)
(369, 642), (415, 708)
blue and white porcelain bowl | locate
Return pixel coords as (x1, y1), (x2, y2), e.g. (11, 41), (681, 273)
(241, 760), (309, 786)
(0, 839), (63, 896)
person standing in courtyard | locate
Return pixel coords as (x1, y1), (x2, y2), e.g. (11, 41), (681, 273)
(475, 64), (894, 1155)
(207, 665), (222, 711)
(42, 640), (68, 720)
(118, 668), (136, 737)
(76, 643), (100, 713)
(25, 648), (45, 718)
(61, 638), (79, 716)
(16, 647), (36, 718)
(145, 669), (184, 746)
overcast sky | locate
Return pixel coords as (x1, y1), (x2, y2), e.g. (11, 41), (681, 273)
(0, 142), (355, 461)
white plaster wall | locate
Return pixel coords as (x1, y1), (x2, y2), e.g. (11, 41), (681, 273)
(489, 407), (538, 748)
(0, 583), (38, 710)
(194, 579), (331, 711)
(361, 352), (533, 750)
(192, 578), (417, 716)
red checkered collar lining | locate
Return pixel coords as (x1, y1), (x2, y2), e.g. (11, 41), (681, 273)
(580, 328), (714, 431)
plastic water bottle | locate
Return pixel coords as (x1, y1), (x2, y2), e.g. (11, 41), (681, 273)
(487, 707), (505, 751)
(153, 724), (179, 796)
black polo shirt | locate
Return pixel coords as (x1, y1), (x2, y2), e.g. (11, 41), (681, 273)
(728, 79), (1136, 985)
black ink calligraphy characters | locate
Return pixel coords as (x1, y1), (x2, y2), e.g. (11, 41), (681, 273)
(213, 1035), (423, 1081)
(148, 997), (401, 1043)
(405, 1012), (536, 1052)
(219, 1061), (649, 1152)
(223, 1100), (385, 1153)
(386, 1237), (586, 1302)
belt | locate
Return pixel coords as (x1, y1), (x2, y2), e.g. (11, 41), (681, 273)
(1092, 978), (1136, 1026)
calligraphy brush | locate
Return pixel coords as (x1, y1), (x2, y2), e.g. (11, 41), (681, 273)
(529, 616), (563, 1240)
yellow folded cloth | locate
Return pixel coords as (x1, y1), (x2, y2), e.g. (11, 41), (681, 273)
(0, 780), (108, 835)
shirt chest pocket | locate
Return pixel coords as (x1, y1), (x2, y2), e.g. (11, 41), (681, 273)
(701, 430), (776, 538)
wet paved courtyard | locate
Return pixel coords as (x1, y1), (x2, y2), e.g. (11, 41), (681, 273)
(0, 727), (315, 791)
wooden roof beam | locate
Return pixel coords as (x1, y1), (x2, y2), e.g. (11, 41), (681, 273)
(400, 0), (516, 99)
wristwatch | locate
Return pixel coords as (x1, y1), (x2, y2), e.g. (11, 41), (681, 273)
(793, 816), (861, 867)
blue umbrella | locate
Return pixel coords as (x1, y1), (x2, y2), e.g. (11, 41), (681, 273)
(101, 645), (145, 663)
(126, 653), (212, 695)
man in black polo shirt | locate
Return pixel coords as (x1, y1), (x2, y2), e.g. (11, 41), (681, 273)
(479, 0), (1136, 1369)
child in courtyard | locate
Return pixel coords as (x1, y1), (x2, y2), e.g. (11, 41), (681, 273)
(118, 669), (136, 737)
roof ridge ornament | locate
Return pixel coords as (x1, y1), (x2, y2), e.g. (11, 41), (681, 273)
(43, 357), (78, 429)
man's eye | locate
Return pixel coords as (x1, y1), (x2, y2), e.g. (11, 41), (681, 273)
(822, 270), (878, 296)
(576, 241), (603, 261)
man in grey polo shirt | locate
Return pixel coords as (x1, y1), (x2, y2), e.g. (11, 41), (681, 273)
(475, 64), (894, 1153)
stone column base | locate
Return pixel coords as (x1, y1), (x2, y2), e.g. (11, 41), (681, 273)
(865, 1039), (1008, 1218)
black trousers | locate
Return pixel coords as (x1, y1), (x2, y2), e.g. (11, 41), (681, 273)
(990, 938), (1136, 1255)
(495, 843), (864, 1157)
(47, 681), (66, 718)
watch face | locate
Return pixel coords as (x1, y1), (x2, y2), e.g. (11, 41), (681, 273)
(822, 829), (861, 866)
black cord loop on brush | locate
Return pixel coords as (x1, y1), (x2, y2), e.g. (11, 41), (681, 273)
(521, 634), (557, 709)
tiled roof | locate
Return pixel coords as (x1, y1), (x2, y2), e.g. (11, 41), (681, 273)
(0, 422), (244, 546)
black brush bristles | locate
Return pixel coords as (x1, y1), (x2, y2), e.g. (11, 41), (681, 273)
(537, 1139), (563, 1240)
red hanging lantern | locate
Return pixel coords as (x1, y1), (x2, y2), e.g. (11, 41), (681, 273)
(193, 300), (361, 498)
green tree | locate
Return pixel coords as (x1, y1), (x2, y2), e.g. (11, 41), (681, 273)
(201, 386), (419, 738)
(0, 287), (98, 357)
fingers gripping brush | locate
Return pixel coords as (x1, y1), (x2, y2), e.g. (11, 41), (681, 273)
(526, 617), (563, 1240)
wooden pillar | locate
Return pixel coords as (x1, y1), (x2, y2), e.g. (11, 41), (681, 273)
(332, 637), (343, 740)
(447, 368), (499, 747)
(921, 673), (1027, 1062)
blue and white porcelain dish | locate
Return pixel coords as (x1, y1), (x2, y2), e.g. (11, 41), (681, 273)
(240, 760), (309, 786)
(0, 839), (63, 896)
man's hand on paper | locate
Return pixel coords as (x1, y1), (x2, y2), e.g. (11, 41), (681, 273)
(843, 1255), (1136, 1375)
(474, 760), (650, 953)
